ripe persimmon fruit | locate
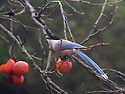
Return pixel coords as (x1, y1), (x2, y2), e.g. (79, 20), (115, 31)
(13, 61), (29, 75)
(0, 59), (15, 75)
(56, 58), (72, 72)
(9, 74), (24, 86)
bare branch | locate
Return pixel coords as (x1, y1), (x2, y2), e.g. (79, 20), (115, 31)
(72, 56), (125, 92)
(0, 0), (124, 93)
(85, 42), (109, 50)
(53, 1), (67, 40)
(0, 34), (9, 43)
(80, 0), (118, 44)
(81, 0), (108, 44)
(37, 1), (56, 18)
(0, 24), (41, 71)
(70, 0), (123, 6)
(0, 5), (4, 11)
(0, 23), (67, 94)
(38, 31), (46, 68)
(104, 69), (125, 79)
(46, 49), (52, 71)
(64, 0), (84, 15)
(21, 0), (53, 38)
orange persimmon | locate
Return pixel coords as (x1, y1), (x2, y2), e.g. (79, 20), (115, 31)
(9, 74), (24, 86)
(13, 61), (29, 75)
(0, 59), (15, 75)
(56, 58), (72, 72)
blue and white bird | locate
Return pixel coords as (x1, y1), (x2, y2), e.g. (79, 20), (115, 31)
(47, 36), (108, 79)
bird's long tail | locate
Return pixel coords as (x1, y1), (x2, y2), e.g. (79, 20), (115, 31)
(75, 49), (108, 79)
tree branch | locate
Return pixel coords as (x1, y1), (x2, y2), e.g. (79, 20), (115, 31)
(81, 0), (108, 44)
(0, 23), (67, 94)
(72, 56), (125, 93)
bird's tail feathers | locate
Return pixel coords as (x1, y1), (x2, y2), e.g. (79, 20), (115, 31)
(74, 49), (108, 79)
(102, 74), (108, 79)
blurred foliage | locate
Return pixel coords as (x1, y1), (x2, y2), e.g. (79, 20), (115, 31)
(0, 0), (125, 94)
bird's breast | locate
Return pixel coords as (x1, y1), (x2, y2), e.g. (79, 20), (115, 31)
(56, 49), (75, 56)
(52, 39), (76, 56)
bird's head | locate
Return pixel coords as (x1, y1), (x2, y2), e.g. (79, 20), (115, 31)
(47, 36), (60, 40)
(46, 36), (60, 48)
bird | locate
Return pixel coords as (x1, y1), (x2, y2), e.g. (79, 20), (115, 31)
(47, 36), (108, 79)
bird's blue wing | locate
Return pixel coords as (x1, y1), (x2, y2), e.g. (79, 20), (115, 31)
(61, 43), (85, 50)
(75, 50), (108, 79)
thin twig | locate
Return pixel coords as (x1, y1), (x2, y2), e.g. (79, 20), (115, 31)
(104, 69), (125, 78)
(21, 0), (53, 37)
(0, 5), (4, 11)
(80, 0), (118, 44)
(53, 1), (67, 40)
(0, 15), (42, 31)
(81, 0), (107, 44)
(31, 55), (42, 61)
(8, 0), (23, 7)
(46, 49), (52, 71)
(86, 90), (119, 94)
(38, 0), (75, 42)
(38, 1), (56, 18)
(20, 0), (68, 93)
(70, 0), (123, 6)
(72, 56), (122, 91)
(53, 1), (75, 42)
(64, 0), (84, 15)
(0, 23), (44, 74)
(85, 42), (109, 50)
(0, 34), (9, 42)
(38, 31), (46, 68)
(65, 17), (75, 42)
